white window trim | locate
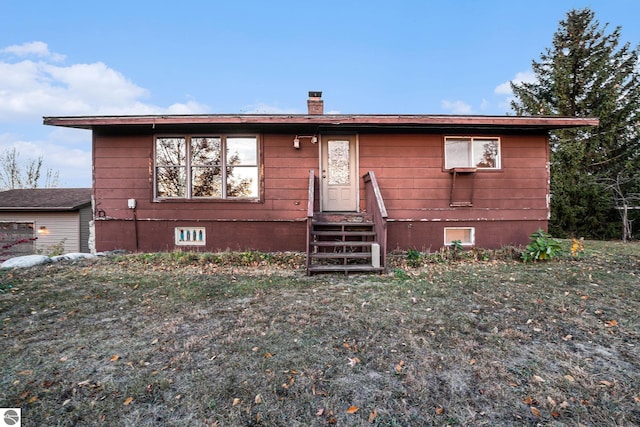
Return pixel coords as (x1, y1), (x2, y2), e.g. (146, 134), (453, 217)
(444, 227), (475, 246)
(175, 227), (206, 246)
(444, 136), (501, 170)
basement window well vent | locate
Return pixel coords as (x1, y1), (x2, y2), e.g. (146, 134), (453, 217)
(175, 227), (206, 246)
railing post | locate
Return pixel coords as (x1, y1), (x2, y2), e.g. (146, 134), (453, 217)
(363, 171), (388, 270)
(306, 170), (315, 274)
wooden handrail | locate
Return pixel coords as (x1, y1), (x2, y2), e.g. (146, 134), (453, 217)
(363, 171), (387, 269)
(307, 169), (315, 219)
(306, 170), (315, 273)
(363, 171), (387, 219)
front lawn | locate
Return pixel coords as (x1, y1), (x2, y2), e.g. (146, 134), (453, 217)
(1, 241), (639, 426)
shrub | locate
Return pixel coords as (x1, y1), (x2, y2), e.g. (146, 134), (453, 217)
(449, 240), (464, 260)
(521, 229), (563, 262)
(570, 237), (585, 258)
(406, 249), (423, 267)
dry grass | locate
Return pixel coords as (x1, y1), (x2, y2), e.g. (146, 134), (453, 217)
(1, 241), (639, 426)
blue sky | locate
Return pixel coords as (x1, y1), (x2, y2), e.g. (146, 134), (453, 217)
(1, 0), (639, 187)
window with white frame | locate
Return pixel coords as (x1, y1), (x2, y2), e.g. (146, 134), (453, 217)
(155, 135), (259, 199)
(444, 137), (501, 170)
(444, 227), (475, 246)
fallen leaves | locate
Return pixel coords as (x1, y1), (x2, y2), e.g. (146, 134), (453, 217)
(346, 405), (359, 414)
(123, 396), (134, 406)
(315, 408), (337, 424)
(605, 319), (618, 327)
(311, 383), (328, 397)
(347, 357), (360, 367)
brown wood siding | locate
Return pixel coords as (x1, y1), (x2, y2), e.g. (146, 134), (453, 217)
(94, 219), (306, 252)
(357, 133), (549, 222)
(92, 130), (550, 251)
(388, 220), (547, 251)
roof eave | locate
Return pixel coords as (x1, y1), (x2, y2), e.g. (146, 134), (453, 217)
(43, 114), (600, 131)
(0, 202), (91, 211)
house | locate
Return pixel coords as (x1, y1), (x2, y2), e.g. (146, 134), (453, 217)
(0, 188), (92, 259)
(43, 92), (597, 273)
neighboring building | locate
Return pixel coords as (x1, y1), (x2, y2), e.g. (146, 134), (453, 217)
(44, 92), (597, 273)
(0, 188), (92, 259)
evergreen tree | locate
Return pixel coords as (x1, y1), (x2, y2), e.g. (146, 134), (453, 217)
(511, 8), (640, 239)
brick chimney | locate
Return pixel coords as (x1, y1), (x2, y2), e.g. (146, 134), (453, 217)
(307, 91), (323, 115)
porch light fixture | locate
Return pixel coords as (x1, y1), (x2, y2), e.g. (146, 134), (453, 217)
(37, 226), (49, 235)
(293, 135), (317, 149)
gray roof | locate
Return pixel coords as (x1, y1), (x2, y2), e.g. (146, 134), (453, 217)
(0, 188), (91, 211)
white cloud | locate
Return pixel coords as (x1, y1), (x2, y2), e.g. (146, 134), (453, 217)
(165, 100), (210, 114)
(241, 102), (300, 114)
(491, 70), (539, 114)
(0, 41), (211, 188)
(0, 133), (91, 187)
(0, 43), (210, 122)
(440, 100), (473, 114)
(1, 41), (65, 62)
(494, 70), (537, 96)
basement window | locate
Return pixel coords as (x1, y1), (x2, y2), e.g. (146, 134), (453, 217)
(444, 227), (475, 247)
(444, 137), (501, 170)
(155, 135), (259, 200)
(175, 227), (206, 246)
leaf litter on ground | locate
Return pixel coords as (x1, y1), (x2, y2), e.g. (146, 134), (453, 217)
(0, 241), (639, 426)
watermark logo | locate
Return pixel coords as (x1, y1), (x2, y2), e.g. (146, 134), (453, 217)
(1, 409), (21, 427)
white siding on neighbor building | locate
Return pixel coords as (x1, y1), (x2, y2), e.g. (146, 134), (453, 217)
(0, 212), (81, 254)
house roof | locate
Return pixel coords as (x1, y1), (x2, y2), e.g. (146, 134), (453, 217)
(43, 114), (599, 133)
(0, 188), (92, 211)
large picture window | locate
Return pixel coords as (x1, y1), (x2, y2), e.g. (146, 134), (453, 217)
(444, 137), (501, 170)
(155, 135), (259, 199)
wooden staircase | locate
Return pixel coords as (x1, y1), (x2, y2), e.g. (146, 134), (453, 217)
(306, 170), (388, 275)
(307, 213), (384, 274)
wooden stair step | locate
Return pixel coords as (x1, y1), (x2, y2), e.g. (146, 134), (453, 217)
(310, 252), (372, 260)
(312, 231), (376, 237)
(311, 241), (373, 247)
(312, 222), (372, 228)
(307, 265), (385, 274)
(313, 215), (372, 223)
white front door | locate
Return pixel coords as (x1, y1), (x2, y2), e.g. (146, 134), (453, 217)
(320, 136), (358, 212)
